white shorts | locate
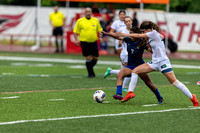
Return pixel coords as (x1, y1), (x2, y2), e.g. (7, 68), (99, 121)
(147, 59), (173, 73)
(115, 40), (123, 50)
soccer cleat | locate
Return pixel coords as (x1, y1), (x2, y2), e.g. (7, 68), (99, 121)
(122, 88), (128, 92)
(104, 67), (112, 78)
(121, 91), (135, 103)
(190, 94), (199, 107)
(158, 97), (164, 104)
(113, 94), (123, 100)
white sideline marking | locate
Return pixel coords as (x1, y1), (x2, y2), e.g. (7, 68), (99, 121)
(48, 99), (65, 101)
(142, 104), (159, 107)
(0, 96), (19, 99)
(0, 56), (200, 69)
(0, 107), (199, 126)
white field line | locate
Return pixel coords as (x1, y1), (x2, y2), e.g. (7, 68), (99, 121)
(0, 56), (200, 69)
(0, 96), (19, 99)
(0, 107), (199, 126)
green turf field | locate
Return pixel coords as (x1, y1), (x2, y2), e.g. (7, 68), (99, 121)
(0, 52), (200, 133)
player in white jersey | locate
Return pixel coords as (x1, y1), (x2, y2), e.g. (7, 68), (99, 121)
(104, 16), (131, 91)
(119, 21), (199, 107)
(110, 10), (126, 57)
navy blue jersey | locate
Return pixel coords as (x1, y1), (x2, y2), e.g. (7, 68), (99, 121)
(123, 37), (147, 66)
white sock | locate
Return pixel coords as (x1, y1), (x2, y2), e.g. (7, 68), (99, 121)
(128, 73), (138, 92)
(110, 70), (120, 75)
(122, 77), (131, 89)
(173, 80), (193, 99)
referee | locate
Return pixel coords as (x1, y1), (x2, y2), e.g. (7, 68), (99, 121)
(73, 7), (103, 78)
(49, 5), (65, 53)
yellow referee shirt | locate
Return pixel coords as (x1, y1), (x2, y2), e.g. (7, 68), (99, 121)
(49, 11), (65, 27)
(73, 17), (103, 42)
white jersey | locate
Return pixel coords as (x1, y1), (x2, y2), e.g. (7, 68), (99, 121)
(146, 30), (169, 63)
(121, 28), (129, 56)
(111, 20), (126, 50)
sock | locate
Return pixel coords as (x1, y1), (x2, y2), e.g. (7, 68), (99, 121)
(86, 60), (94, 77)
(122, 77), (131, 89)
(173, 80), (193, 99)
(91, 60), (97, 67)
(55, 40), (59, 51)
(128, 73), (138, 92)
(121, 64), (124, 69)
(60, 39), (64, 52)
(116, 85), (122, 95)
(153, 89), (162, 100)
(110, 70), (120, 75)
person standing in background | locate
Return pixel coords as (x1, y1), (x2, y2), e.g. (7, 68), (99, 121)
(132, 12), (139, 27)
(49, 5), (65, 53)
(73, 7), (103, 78)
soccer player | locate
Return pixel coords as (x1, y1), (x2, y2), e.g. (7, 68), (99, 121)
(104, 15), (131, 91)
(73, 7), (103, 78)
(101, 26), (164, 104)
(119, 21), (199, 107)
(49, 5), (65, 53)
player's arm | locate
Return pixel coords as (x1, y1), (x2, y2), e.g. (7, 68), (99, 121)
(146, 43), (152, 53)
(101, 31), (123, 40)
(119, 32), (148, 38)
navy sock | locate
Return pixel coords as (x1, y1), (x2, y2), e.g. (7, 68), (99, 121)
(154, 88), (162, 100)
(116, 85), (122, 95)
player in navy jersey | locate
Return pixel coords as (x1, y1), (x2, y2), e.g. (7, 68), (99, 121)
(101, 26), (164, 104)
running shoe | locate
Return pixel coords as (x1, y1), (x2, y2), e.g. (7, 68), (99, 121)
(190, 94), (199, 107)
(104, 67), (112, 78)
(121, 91), (135, 103)
(113, 94), (123, 100)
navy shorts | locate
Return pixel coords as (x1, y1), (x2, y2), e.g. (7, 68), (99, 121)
(125, 65), (138, 70)
(53, 27), (63, 36)
(80, 41), (99, 57)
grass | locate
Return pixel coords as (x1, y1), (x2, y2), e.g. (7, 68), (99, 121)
(0, 52), (200, 133)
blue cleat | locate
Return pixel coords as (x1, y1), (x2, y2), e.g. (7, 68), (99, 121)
(104, 67), (112, 78)
(113, 94), (123, 100)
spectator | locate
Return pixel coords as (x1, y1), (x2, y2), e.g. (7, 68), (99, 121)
(92, 3), (100, 14)
(132, 12), (139, 27)
(49, 5), (65, 53)
(99, 14), (109, 54)
(73, 7), (103, 78)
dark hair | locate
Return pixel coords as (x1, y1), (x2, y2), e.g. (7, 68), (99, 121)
(140, 21), (160, 32)
(119, 10), (126, 15)
(140, 21), (152, 30)
(123, 16), (132, 22)
(130, 26), (147, 47)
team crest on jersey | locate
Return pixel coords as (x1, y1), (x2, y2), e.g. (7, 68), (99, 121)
(0, 13), (25, 33)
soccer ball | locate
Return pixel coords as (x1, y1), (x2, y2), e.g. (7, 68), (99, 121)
(197, 81), (200, 85)
(93, 90), (106, 103)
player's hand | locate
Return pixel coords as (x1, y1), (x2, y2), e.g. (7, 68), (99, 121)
(74, 40), (80, 46)
(119, 40), (123, 47)
(101, 31), (107, 35)
(99, 31), (103, 37)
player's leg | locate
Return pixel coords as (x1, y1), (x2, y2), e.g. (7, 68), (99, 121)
(53, 28), (59, 53)
(139, 73), (163, 104)
(113, 67), (132, 100)
(121, 63), (155, 102)
(59, 27), (64, 53)
(164, 71), (199, 107)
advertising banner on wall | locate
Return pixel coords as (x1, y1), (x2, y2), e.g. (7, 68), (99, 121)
(0, 6), (199, 51)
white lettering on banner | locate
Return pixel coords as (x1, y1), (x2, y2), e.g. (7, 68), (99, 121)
(0, 6), (200, 51)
